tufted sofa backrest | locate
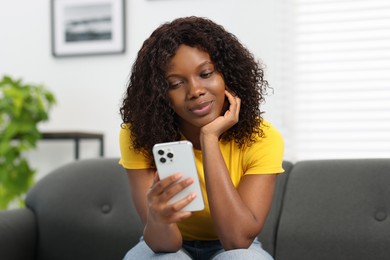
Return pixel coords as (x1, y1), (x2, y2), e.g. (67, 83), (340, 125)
(275, 159), (390, 260)
(25, 158), (143, 260)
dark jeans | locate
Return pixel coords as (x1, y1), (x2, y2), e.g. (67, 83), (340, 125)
(183, 240), (223, 260)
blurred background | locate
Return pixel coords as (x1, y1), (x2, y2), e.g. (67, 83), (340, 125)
(1, 0), (389, 181)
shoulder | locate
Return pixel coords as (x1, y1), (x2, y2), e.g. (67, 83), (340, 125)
(242, 120), (284, 174)
(257, 120), (284, 145)
(119, 124), (150, 169)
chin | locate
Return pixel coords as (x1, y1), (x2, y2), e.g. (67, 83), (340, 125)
(198, 114), (220, 127)
(182, 110), (222, 129)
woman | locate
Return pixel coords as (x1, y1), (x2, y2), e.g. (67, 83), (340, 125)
(119, 16), (284, 260)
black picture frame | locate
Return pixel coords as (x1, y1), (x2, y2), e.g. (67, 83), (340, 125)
(51, 0), (125, 57)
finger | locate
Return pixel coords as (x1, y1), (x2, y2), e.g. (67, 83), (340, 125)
(148, 171), (160, 194)
(225, 89), (236, 100)
(170, 192), (197, 212)
(225, 90), (238, 108)
(164, 211), (193, 223)
(224, 90), (240, 118)
(162, 192), (197, 217)
(224, 86), (235, 96)
(160, 177), (194, 202)
(235, 96), (241, 118)
(149, 173), (182, 195)
(153, 171), (159, 184)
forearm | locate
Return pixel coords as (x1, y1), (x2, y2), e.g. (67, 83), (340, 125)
(127, 169), (185, 253)
(201, 135), (260, 249)
(143, 219), (183, 253)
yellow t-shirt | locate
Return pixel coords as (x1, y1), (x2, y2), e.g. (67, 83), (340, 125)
(119, 120), (284, 240)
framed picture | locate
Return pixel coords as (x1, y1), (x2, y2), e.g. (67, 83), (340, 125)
(51, 0), (125, 57)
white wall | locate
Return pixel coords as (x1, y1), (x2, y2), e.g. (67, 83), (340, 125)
(0, 0), (282, 179)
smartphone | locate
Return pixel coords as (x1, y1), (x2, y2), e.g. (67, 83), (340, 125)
(152, 141), (204, 212)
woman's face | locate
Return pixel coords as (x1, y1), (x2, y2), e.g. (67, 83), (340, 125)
(165, 45), (227, 131)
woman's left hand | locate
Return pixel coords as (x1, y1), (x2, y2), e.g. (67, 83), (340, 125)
(200, 90), (241, 139)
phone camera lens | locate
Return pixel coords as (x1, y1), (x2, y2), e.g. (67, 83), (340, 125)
(160, 157), (166, 163)
(167, 152), (174, 158)
(158, 150), (164, 155)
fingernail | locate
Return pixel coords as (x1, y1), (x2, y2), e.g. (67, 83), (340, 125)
(174, 173), (182, 180)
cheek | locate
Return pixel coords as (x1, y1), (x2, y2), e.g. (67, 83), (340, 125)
(167, 91), (184, 112)
(215, 79), (226, 101)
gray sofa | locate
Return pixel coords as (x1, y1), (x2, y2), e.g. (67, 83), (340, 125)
(1, 158), (389, 260)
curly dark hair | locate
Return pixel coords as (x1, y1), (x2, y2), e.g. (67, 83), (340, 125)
(120, 16), (269, 164)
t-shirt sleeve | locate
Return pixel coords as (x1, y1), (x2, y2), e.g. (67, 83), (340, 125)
(118, 125), (150, 169)
(244, 122), (285, 175)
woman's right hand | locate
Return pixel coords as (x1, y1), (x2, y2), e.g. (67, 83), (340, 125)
(200, 90), (241, 140)
(146, 172), (196, 224)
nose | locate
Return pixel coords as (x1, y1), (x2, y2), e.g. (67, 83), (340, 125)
(187, 77), (205, 99)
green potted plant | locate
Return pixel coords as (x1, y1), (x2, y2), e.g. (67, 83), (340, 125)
(0, 75), (56, 209)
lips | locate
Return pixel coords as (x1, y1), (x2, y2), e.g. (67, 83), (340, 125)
(189, 101), (213, 116)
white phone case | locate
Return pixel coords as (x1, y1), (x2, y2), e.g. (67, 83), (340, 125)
(152, 141), (205, 212)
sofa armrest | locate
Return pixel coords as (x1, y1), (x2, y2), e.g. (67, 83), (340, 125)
(0, 208), (36, 260)
(259, 160), (294, 257)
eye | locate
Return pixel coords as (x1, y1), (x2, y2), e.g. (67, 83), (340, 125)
(169, 80), (183, 89)
(200, 70), (213, 78)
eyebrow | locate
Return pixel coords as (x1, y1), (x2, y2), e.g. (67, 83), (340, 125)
(198, 60), (213, 67)
(166, 60), (213, 78)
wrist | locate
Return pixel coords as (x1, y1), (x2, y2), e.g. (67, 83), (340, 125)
(146, 213), (175, 229)
(200, 131), (219, 145)
(144, 218), (182, 252)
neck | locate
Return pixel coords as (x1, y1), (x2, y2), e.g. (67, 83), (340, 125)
(179, 125), (201, 150)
